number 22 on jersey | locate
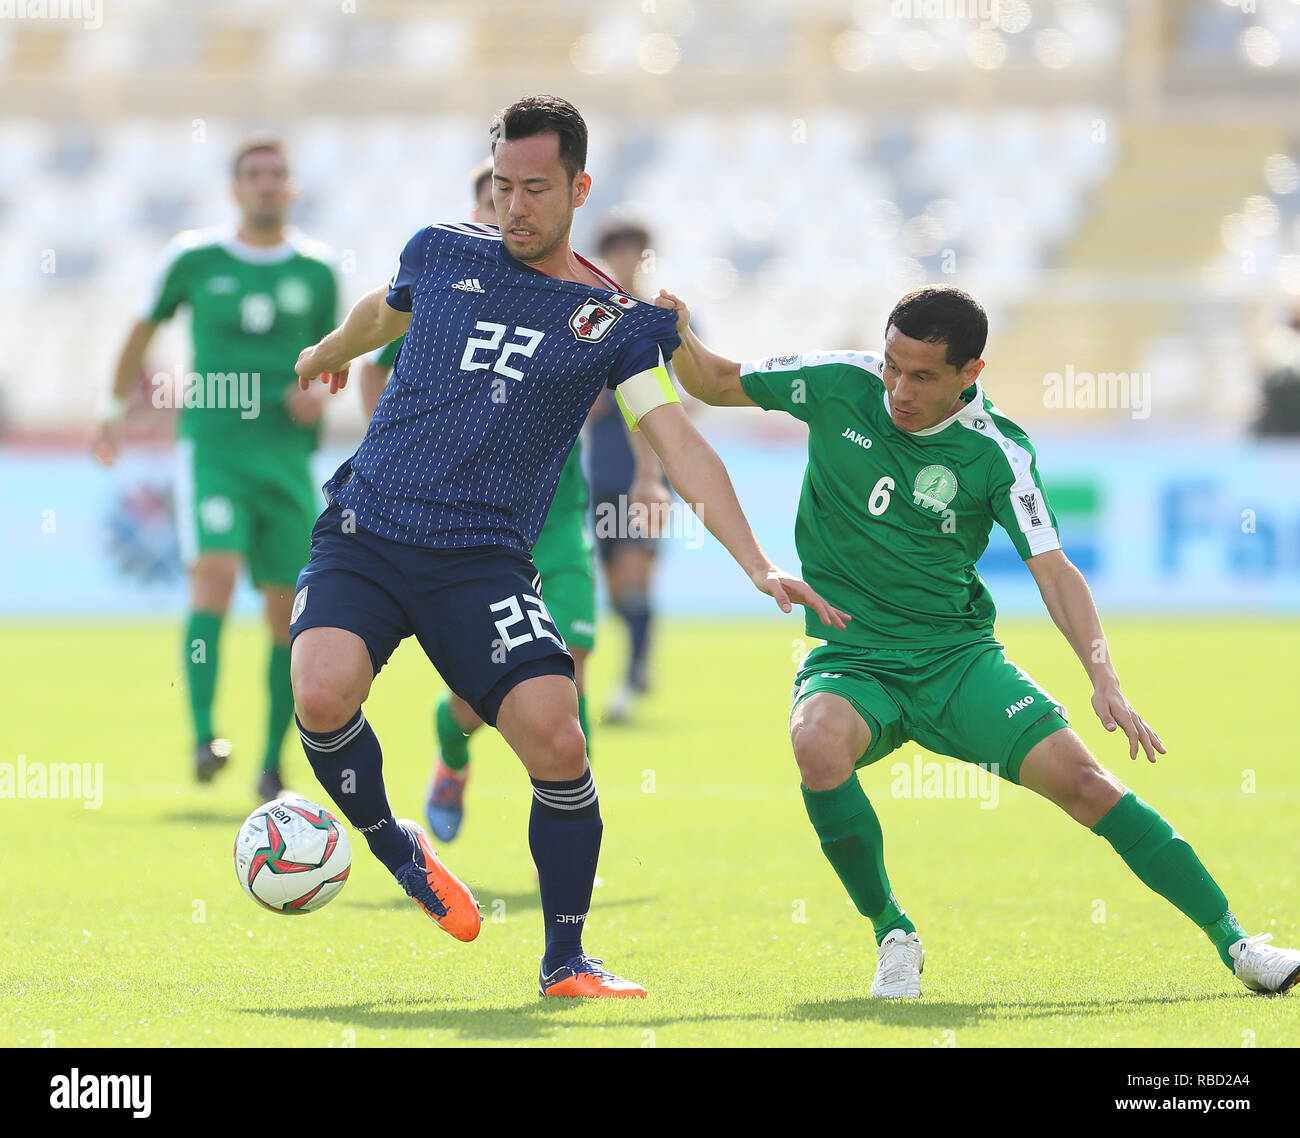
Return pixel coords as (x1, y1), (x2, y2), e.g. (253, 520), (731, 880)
(460, 322), (546, 381)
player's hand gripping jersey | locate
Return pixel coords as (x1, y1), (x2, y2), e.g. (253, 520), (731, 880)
(325, 221), (680, 550)
(740, 350), (1060, 648)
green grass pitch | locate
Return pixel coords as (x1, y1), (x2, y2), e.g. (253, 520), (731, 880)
(1, 616), (1296, 1047)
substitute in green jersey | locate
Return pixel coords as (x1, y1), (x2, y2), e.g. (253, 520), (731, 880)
(94, 136), (339, 799)
(356, 160), (670, 844)
(657, 283), (1300, 997)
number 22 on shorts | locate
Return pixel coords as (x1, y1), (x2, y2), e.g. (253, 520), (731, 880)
(489, 592), (563, 651)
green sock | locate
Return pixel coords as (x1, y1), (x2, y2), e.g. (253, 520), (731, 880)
(1092, 789), (1246, 971)
(802, 775), (915, 945)
(183, 610), (223, 746)
(435, 694), (472, 772)
(577, 692), (591, 759)
(263, 641), (294, 775)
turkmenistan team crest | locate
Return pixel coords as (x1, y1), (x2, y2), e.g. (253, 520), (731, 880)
(912, 464), (958, 513)
(569, 298), (623, 342)
(276, 277), (312, 315)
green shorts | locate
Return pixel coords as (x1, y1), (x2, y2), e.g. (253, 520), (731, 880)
(531, 499), (597, 654)
(790, 639), (1069, 785)
(175, 439), (319, 589)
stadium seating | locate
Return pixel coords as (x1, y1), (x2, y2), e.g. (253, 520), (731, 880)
(2, 0), (1296, 434)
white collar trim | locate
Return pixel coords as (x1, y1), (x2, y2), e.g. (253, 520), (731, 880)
(220, 226), (302, 264)
(883, 380), (984, 437)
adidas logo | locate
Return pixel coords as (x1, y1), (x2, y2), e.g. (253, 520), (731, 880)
(451, 278), (485, 293)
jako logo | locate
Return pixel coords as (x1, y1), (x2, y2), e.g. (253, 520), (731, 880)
(1004, 695), (1036, 718)
(841, 427), (873, 449)
(50, 1070), (151, 1118)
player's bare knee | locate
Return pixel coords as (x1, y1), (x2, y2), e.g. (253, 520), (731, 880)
(790, 717), (858, 791)
(527, 715), (588, 781)
(262, 587), (295, 638)
(1074, 763), (1124, 818)
(191, 558), (238, 611)
(292, 679), (356, 733)
(1053, 757), (1123, 823)
(291, 657), (364, 732)
(556, 720), (589, 778)
(450, 695), (476, 721)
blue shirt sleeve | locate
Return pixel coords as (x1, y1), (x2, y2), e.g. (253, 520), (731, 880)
(386, 228), (430, 312)
(606, 327), (682, 389)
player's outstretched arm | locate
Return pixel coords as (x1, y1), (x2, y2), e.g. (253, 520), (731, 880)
(653, 290), (753, 407)
(295, 285), (411, 395)
(92, 318), (159, 466)
(359, 361), (391, 422)
(1026, 549), (1165, 762)
(626, 419), (671, 526)
(638, 401), (849, 630)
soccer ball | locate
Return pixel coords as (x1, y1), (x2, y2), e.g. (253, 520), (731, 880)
(234, 797), (351, 914)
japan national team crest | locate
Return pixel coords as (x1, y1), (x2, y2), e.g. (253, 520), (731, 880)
(912, 464), (958, 513)
(569, 298), (623, 342)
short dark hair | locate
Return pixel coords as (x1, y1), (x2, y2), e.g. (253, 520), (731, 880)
(489, 95), (588, 182)
(597, 221), (651, 258)
(232, 134), (288, 180)
(470, 157), (493, 201)
(886, 285), (987, 369)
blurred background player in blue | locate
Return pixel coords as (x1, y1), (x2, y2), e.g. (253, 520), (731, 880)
(587, 221), (668, 723)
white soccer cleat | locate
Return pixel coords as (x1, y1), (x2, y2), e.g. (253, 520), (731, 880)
(1231, 933), (1300, 994)
(871, 929), (925, 998)
(604, 684), (637, 724)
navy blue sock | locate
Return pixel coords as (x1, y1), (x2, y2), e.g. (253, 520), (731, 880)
(529, 768), (602, 973)
(616, 592), (652, 686)
(296, 710), (411, 874)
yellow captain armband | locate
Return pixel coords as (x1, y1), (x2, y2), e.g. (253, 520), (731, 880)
(615, 365), (679, 430)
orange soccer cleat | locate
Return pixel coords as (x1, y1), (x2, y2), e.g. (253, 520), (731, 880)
(539, 955), (646, 998)
(393, 819), (481, 942)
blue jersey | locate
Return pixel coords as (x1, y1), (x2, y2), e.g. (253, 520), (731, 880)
(325, 222), (680, 551)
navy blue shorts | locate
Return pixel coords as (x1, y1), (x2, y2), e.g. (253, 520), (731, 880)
(290, 505), (573, 726)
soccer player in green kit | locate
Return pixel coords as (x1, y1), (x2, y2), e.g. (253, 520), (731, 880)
(656, 283), (1300, 998)
(359, 159), (670, 842)
(94, 136), (339, 798)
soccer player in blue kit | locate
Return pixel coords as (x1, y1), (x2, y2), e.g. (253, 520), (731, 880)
(290, 96), (848, 998)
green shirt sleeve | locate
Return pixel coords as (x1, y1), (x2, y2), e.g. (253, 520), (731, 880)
(370, 335), (404, 370)
(984, 418), (1062, 560)
(316, 260), (340, 340)
(141, 234), (195, 322)
(739, 350), (882, 423)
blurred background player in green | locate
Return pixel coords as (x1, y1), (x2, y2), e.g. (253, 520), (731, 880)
(585, 222), (670, 723)
(93, 136), (339, 799)
(359, 161), (669, 842)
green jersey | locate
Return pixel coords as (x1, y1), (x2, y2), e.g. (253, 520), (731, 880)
(371, 335), (588, 522)
(372, 335), (403, 370)
(550, 437), (587, 518)
(144, 227), (339, 456)
(740, 350), (1060, 649)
